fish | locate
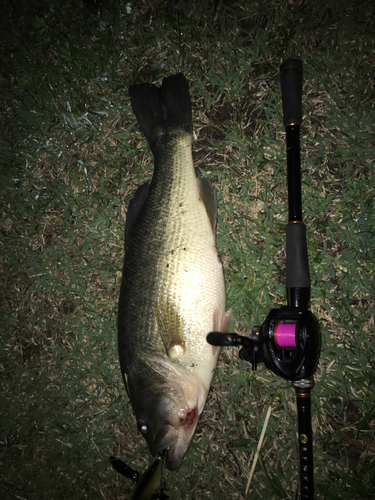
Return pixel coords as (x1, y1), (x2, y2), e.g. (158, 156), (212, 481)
(117, 73), (231, 471)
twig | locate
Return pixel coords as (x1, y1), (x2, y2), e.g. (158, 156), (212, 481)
(245, 405), (272, 497)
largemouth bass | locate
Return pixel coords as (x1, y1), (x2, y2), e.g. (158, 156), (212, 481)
(118, 73), (231, 471)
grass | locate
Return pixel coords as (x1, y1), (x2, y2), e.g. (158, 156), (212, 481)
(1, 0), (374, 498)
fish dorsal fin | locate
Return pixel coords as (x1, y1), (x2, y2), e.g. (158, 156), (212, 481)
(124, 183), (150, 253)
(197, 176), (217, 234)
(154, 299), (185, 359)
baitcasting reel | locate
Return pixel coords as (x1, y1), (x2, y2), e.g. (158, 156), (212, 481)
(208, 304), (320, 382)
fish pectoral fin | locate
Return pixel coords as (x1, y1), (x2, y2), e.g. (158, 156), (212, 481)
(154, 299), (185, 357)
(212, 308), (232, 333)
(211, 309), (233, 356)
(124, 182), (150, 253)
(197, 176), (217, 234)
(220, 309), (233, 333)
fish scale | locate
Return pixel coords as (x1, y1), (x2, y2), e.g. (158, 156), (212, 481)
(118, 74), (230, 471)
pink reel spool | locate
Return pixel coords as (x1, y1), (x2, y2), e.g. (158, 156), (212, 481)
(274, 322), (297, 348)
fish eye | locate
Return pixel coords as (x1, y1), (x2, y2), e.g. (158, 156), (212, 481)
(178, 408), (187, 423)
(137, 420), (148, 434)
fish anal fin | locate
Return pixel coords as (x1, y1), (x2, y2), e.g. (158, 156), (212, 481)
(197, 176), (217, 234)
(124, 183), (150, 253)
(155, 299), (185, 358)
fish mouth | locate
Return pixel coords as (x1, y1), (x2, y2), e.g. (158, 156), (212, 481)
(164, 444), (185, 471)
(147, 426), (181, 471)
(145, 407), (199, 471)
(132, 369), (205, 471)
(150, 425), (179, 456)
(163, 407), (199, 471)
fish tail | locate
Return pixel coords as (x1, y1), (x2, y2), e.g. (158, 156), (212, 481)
(129, 73), (192, 151)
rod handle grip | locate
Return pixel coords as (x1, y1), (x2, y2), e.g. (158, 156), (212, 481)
(286, 222), (310, 289)
(280, 59), (303, 127)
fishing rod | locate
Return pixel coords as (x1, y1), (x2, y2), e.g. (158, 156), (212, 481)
(207, 59), (321, 499)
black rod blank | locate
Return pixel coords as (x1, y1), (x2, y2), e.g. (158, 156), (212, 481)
(295, 389), (315, 500)
(280, 59), (303, 223)
(285, 126), (303, 222)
